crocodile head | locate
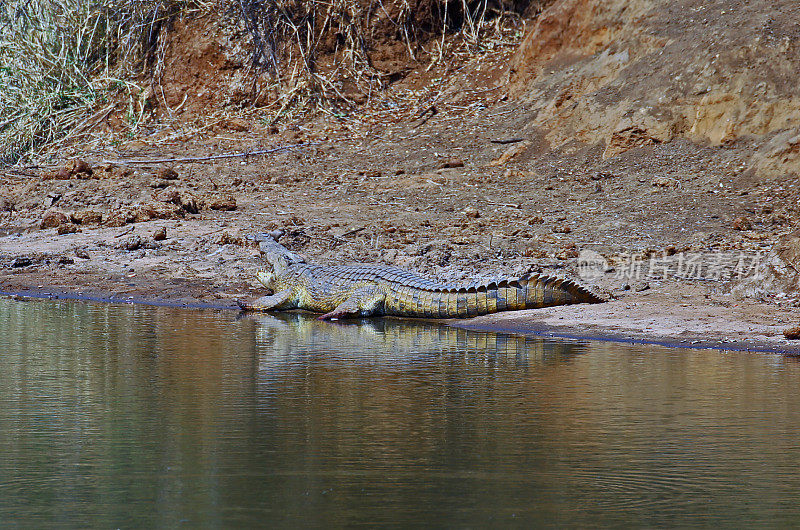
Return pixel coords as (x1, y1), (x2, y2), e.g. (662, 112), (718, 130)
(256, 270), (276, 291)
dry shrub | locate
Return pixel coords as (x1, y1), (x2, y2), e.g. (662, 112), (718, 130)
(1, 0), (540, 164)
(233, 1), (542, 119)
(0, 0), (206, 165)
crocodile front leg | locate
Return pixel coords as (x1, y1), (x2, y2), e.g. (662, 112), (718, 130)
(318, 286), (386, 320)
(237, 288), (295, 311)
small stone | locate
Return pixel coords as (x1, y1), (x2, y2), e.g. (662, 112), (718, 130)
(149, 179), (170, 188)
(58, 256), (74, 265)
(206, 196), (237, 211)
(463, 206), (480, 219)
(153, 226), (167, 241)
(213, 231), (242, 245)
(552, 224), (571, 233)
(40, 210), (69, 229)
(156, 167), (179, 180)
(68, 158), (91, 173)
(75, 248), (90, 259)
(71, 209), (103, 225)
(488, 141), (531, 166)
(155, 188), (182, 204)
(555, 246), (579, 259)
(633, 281), (650, 292)
(785, 325), (800, 340)
(53, 167), (72, 180)
(135, 202), (184, 221)
(223, 118), (249, 132)
(651, 176), (679, 188)
(439, 157), (465, 169)
(10, 256), (32, 268)
(117, 235), (142, 251)
(57, 223), (79, 235)
(528, 215), (544, 225)
(104, 210), (135, 227)
(732, 216), (752, 231)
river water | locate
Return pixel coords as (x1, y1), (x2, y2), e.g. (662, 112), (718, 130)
(2, 297), (800, 526)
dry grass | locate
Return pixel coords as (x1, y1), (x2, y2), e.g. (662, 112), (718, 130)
(236, 0), (538, 123)
(1, 0), (539, 164)
(0, 0), (207, 165)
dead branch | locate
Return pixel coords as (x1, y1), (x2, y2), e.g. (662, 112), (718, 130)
(100, 142), (321, 165)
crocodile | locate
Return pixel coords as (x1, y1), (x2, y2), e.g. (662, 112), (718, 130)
(238, 232), (605, 320)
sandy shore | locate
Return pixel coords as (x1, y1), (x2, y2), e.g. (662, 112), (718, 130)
(3, 220), (798, 354)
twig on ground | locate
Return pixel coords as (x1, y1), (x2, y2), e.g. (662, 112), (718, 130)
(100, 142), (321, 165)
(339, 226), (367, 238)
(491, 138), (524, 144)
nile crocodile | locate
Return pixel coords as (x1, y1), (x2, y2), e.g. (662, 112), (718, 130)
(238, 232), (604, 320)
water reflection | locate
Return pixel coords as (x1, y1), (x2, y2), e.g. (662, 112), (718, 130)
(2, 298), (800, 527)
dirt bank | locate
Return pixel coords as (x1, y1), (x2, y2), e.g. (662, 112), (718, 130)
(2, 0), (800, 352)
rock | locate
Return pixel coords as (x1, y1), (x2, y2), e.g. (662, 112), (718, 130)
(56, 223), (79, 235)
(222, 117), (249, 132)
(71, 209), (103, 225)
(154, 189), (198, 214)
(53, 168), (72, 180)
(40, 210), (69, 229)
(10, 256), (32, 268)
(555, 246), (579, 259)
(154, 188), (182, 205)
(206, 195), (237, 211)
(488, 141), (531, 166)
(149, 179), (170, 188)
(784, 325), (800, 340)
(64, 158), (92, 178)
(439, 157), (465, 169)
(382, 248), (399, 264)
(104, 209), (136, 227)
(153, 226), (167, 241)
(528, 215), (544, 225)
(58, 256), (74, 265)
(75, 248), (90, 259)
(633, 281), (650, 292)
(552, 224), (571, 233)
(651, 176), (680, 188)
(156, 167), (179, 180)
(463, 206), (480, 218)
(117, 235), (142, 251)
(92, 164), (132, 180)
(135, 202), (184, 222)
(732, 216), (753, 231)
(213, 231), (241, 245)
(0, 198), (14, 212)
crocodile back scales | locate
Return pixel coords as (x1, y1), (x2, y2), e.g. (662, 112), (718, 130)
(273, 262), (603, 318)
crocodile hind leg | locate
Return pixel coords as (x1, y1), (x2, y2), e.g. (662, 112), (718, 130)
(237, 289), (295, 311)
(318, 287), (386, 320)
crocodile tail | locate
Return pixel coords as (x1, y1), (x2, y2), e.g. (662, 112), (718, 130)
(517, 273), (605, 308)
(453, 274), (603, 316)
(408, 274), (603, 318)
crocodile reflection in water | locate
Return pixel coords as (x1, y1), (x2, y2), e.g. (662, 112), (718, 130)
(248, 311), (586, 367)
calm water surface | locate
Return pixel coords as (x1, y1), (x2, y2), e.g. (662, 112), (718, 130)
(2, 298), (800, 527)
